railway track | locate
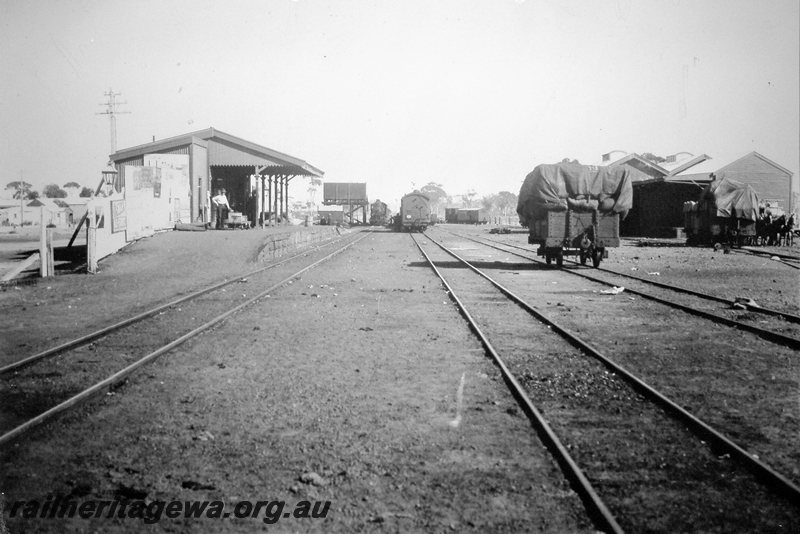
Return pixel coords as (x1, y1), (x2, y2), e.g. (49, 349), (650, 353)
(732, 247), (800, 270)
(412, 231), (800, 533)
(0, 230), (371, 447)
(441, 228), (800, 346)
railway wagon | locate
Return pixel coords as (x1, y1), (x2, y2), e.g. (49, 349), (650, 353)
(683, 177), (759, 247)
(684, 202), (756, 246)
(528, 210), (620, 267)
(517, 162), (633, 268)
(456, 208), (487, 224)
(369, 200), (389, 226)
(398, 192), (431, 232)
(444, 207), (459, 223)
(318, 209), (344, 226)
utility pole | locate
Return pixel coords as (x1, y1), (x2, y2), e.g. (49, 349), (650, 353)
(96, 88), (130, 156)
(17, 171), (29, 226)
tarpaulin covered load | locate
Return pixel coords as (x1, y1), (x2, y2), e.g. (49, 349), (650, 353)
(699, 177), (759, 221)
(516, 163), (633, 226)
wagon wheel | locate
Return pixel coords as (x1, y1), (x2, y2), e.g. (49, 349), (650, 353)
(592, 247), (603, 268)
(545, 253), (552, 265)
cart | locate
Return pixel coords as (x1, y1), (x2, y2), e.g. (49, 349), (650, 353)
(528, 210), (620, 267)
(225, 212), (250, 229)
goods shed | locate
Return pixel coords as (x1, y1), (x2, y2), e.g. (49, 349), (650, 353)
(621, 151), (794, 237)
(621, 180), (706, 237)
(109, 127), (324, 227)
(672, 152), (793, 216)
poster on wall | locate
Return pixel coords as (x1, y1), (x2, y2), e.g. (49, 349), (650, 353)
(144, 153), (189, 171)
(131, 166), (158, 191)
(144, 154), (191, 222)
(122, 166), (157, 239)
(111, 199), (127, 233)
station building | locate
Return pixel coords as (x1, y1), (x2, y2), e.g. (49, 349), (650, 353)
(109, 127), (324, 227)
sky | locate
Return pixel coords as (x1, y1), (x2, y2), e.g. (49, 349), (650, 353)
(1, 0), (798, 212)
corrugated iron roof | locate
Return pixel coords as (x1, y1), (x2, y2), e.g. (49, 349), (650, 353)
(670, 151), (793, 179)
(597, 153), (669, 176)
(671, 157), (718, 177)
(664, 154), (711, 176)
(110, 127), (324, 178)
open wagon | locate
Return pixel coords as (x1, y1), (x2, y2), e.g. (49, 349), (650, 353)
(683, 177), (760, 247)
(517, 162), (633, 268)
(528, 210), (619, 267)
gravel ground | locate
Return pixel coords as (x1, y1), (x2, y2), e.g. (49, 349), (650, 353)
(0, 224), (797, 532)
(419, 227), (800, 532)
(1, 227), (593, 533)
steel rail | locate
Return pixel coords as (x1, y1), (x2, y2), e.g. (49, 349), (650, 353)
(739, 247), (800, 262)
(0, 232), (370, 448)
(422, 230), (800, 505)
(441, 230), (800, 349)
(450, 229), (800, 324)
(732, 247), (800, 270)
(0, 231), (361, 375)
(410, 234), (625, 534)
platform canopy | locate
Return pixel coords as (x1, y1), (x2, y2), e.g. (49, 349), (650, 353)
(111, 127), (323, 179)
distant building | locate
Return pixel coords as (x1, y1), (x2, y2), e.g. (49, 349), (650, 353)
(618, 151), (794, 236)
(620, 180), (706, 237)
(26, 198), (73, 227)
(0, 198), (73, 227)
(669, 151), (793, 216)
(63, 197), (90, 224)
(0, 197), (21, 226)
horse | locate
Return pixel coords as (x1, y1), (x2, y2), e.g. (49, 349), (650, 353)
(778, 214), (795, 246)
(755, 214), (773, 246)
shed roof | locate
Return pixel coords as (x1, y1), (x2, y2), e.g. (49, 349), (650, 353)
(671, 151), (793, 179)
(27, 198), (70, 210)
(662, 153), (712, 176)
(111, 127), (324, 178)
(600, 153), (669, 176)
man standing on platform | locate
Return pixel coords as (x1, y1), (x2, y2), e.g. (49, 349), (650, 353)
(212, 188), (232, 229)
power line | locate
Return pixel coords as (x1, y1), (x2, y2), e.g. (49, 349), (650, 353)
(96, 88), (130, 156)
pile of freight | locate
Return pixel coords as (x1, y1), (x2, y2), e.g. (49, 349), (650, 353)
(516, 162), (634, 227)
(683, 177), (761, 246)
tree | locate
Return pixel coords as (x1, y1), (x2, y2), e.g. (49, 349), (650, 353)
(63, 182), (81, 196)
(420, 182), (447, 203)
(79, 187), (93, 198)
(306, 176), (323, 208)
(43, 184), (68, 198)
(5, 181), (34, 199)
(495, 191), (518, 216)
(463, 189), (477, 208)
(420, 182), (449, 217)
